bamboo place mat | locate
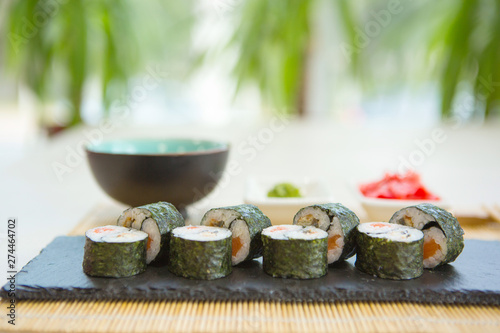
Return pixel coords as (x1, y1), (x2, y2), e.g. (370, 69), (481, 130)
(2, 204), (500, 333)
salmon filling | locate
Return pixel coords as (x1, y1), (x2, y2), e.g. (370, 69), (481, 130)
(299, 214), (320, 227)
(232, 236), (243, 257)
(423, 238), (440, 260)
(94, 227), (115, 233)
(421, 226), (447, 268)
(208, 219), (224, 227)
(371, 223), (389, 228)
(328, 235), (341, 250)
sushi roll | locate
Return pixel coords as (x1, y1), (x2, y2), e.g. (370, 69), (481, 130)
(262, 225), (328, 279)
(389, 203), (464, 269)
(201, 204), (271, 265)
(83, 225), (148, 278)
(293, 203), (360, 264)
(169, 225), (232, 280)
(117, 201), (184, 264)
(355, 222), (424, 280)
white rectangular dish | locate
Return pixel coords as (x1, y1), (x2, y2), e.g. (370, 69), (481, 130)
(244, 176), (334, 224)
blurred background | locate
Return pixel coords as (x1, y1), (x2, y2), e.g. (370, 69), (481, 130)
(1, 0), (500, 267)
(1, 0), (499, 141)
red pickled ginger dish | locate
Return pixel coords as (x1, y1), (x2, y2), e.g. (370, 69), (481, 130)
(359, 172), (440, 200)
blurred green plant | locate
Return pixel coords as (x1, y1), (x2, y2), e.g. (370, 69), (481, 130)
(434, 0), (500, 118)
(228, 0), (313, 115)
(341, 0), (500, 119)
(5, 0), (140, 128)
(3, 0), (195, 129)
(228, 0), (499, 119)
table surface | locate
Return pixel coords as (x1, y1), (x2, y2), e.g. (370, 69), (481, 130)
(1, 204), (500, 332)
(1, 119), (500, 332)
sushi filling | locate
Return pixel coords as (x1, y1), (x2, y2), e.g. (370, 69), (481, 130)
(423, 226), (447, 268)
(117, 208), (161, 264)
(294, 208), (346, 263)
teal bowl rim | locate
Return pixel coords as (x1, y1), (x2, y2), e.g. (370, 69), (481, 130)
(85, 138), (230, 156)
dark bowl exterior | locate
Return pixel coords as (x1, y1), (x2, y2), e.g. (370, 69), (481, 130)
(86, 149), (229, 209)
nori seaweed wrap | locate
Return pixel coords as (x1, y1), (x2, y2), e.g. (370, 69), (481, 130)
(201, 204), (272, 265)
(83, 225), (148, 278)
(389, 203), (464, 269)
(262, 225), (328, 279)
(169, 225), (232, 280)
(117, 201), (185, 265)
(355, 222), (424, 280)
(293, 203), (360, 264)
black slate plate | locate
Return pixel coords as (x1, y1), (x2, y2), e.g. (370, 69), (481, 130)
(2, 237), (500, 304)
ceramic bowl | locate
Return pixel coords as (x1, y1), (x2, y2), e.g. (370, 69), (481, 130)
(86, 138), (229, 211)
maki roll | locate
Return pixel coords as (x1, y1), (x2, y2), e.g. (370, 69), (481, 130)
(83, 225), (148, 278)
(201, 204), (271, 265)
(293, 203), (360, 264)
(389, 203), (464, 269)
(355, 222), (424, 280)
(262, 225), (328, 279)
(169, 226), (232, 280)
(117, 201), (184, 264)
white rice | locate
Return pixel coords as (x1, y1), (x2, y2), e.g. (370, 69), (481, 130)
(358, 222), (423, 243)
(390, 208), (435, 230)
(285, 226), (328, 240)
(86, 225), (148, 243)
(357, 222), (402, 234)
(173, 225), (232, 242)
(173, 225), (211, 235)
(261, 225), (303, 240)
(377, 228), (423, 242)
(262, 225), (326, 241)
(423, 226), (447, 268)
